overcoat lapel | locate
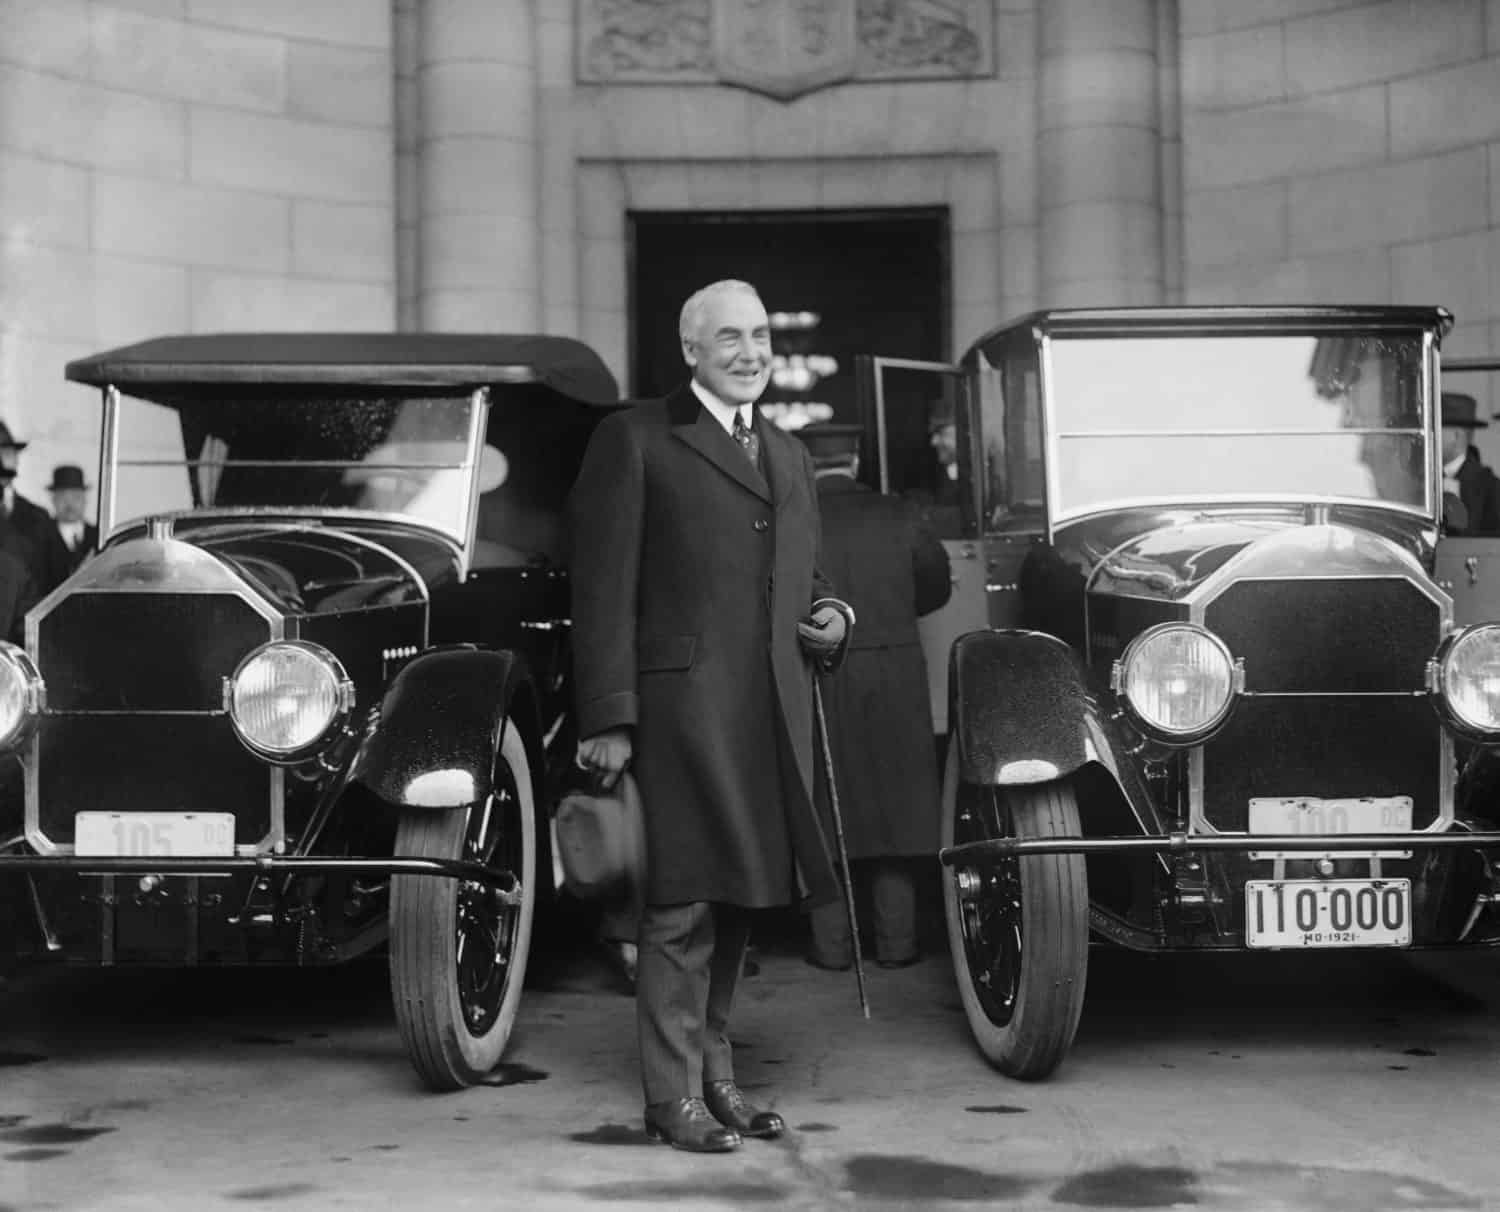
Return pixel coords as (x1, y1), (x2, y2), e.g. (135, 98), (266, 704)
(666, 383), (771, 503)
(759, 419), (800, 513)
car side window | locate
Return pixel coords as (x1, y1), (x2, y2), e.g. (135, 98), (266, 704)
(472, 385), (612, 568)
(979, 347), (1045, 533)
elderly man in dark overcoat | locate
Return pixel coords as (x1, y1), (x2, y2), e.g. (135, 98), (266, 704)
(567, 279), (853, 1154)
(796, 425), (951, 970)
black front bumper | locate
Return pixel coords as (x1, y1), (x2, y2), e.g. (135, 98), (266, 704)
(0, 854), (521, 968)
(940, 830), (1500, 864)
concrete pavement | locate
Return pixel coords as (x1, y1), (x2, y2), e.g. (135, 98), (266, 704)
(2, 931), (1499, 1211)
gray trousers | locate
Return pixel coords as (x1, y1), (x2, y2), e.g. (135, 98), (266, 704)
(636, 901), (751, 1105)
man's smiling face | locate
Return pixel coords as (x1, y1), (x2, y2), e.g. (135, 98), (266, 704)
(684, 287), (772, 407)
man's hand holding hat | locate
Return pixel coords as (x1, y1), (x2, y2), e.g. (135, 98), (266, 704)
(578, 727), (632, 790)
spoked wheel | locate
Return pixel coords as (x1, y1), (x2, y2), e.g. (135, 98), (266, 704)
(941, 743), (1088, 1080)
(390, 720), (536, 1090)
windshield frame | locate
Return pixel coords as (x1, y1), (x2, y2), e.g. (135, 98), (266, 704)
(1035, 326), (1440, 527)
(98, 385), (491, 577)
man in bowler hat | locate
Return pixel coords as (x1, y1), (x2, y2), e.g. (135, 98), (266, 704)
(47, 465), (97, 576)
(796, 424), (952, 970)
(567, 279), (853, 1154)
(0, 421), (70, 597)
(1441, 392), (1500, 536)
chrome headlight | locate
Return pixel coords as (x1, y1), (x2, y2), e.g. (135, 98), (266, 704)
(0, 642), (43, 751)
(1111, 623), (1243, 744)
(226, 641), (354, 763)
(1430, 624), (1500, 739)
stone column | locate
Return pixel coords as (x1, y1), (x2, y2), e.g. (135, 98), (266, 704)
(393, 0), (421, 331)
(1038, 0), (1166, 306)
(404, 0), (541, 331)
(1157, 0), (1183, 304)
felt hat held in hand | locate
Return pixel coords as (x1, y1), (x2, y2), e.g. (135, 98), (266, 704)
(553, 770), (646, 904)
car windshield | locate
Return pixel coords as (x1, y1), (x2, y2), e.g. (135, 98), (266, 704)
(111, 393), (482, 541)
(1046, 332), (1429, 519)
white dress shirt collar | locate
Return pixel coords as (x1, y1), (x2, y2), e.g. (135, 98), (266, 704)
(690, 378), (754, 437)
(1446, 451), (1467, 479)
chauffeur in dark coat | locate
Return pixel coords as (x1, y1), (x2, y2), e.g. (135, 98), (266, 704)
(0, 421), (70, 597)
(568, 279), (853, 1155)
(796, 424), (952, 969)
(47, 464), (98, 576)
(1441, 392), (1500, 536)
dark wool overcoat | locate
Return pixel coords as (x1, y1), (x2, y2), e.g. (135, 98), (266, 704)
(56, 522), (99, 576)
(567, 385), (841, 909)
(1454, 450), (1500, 536)
(813, 476), (951, 858)
(8, 493), (70, 596)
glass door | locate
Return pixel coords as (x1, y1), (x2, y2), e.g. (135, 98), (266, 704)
(854, 356), (986, 734)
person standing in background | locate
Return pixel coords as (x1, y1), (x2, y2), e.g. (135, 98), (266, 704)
(0, 422), (70, 597)
(47, 465), (98, 577)
(795, 423), (951, 970)
(1440, 393), (1500, 536)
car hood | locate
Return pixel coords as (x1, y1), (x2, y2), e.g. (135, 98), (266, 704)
(1074, 507), (1434, 604)
(75, 519), (447, 616)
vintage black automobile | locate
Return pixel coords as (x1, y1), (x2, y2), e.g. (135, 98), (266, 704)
(0, 334), (618, 1089)
(860, 306), (1500, 1081)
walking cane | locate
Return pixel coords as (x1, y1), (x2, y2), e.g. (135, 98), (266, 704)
(812, 677), (870, 1020)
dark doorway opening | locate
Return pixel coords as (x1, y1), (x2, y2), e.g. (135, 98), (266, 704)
(629, 208), (950, 423)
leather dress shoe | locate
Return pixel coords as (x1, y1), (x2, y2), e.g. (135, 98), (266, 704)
(876, 953), (922, 969)
(703, 1079), (785, 1140)
(643, 1097), (741, 1153)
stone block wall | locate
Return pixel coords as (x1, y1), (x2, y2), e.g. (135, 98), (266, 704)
(1180, 0), (1500, 455)
(557, 0), (1040, 384)
(0, 0), (395, 514)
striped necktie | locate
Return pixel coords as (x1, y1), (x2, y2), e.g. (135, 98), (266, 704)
(732, 409), (760, 468)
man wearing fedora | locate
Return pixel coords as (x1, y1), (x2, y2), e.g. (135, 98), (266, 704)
(567, 278), (853, 1155)
(1441, 393), (1500, 536)
(47, 465), (97, 576)
(0, 421), (70, 597)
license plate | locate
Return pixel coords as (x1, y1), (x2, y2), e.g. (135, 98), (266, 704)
(74, 812), (236, 858)
(1248, 795), (1412, 859)
(1245, 878), (1411, 949)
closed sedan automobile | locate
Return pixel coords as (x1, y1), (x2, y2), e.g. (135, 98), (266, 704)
(860, 306), (1500, 1079)
(0, 334), (617, 1090)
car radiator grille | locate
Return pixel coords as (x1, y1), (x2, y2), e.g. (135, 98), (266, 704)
(1200, 577), (1442, 832)
(33, 592), (273, 846)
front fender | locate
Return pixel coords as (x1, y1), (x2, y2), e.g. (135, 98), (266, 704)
(350, 647), (533, 811)
(950, 629), (1143, 799)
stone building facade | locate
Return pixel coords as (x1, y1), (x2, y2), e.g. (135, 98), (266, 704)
(4, 0), (1500, 505)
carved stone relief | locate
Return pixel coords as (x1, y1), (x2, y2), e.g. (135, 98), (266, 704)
(577, 0), (993, 98)
(578, 0), (715, 83)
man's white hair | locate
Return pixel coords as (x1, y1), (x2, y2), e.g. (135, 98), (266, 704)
(678, 279), (764, 347)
